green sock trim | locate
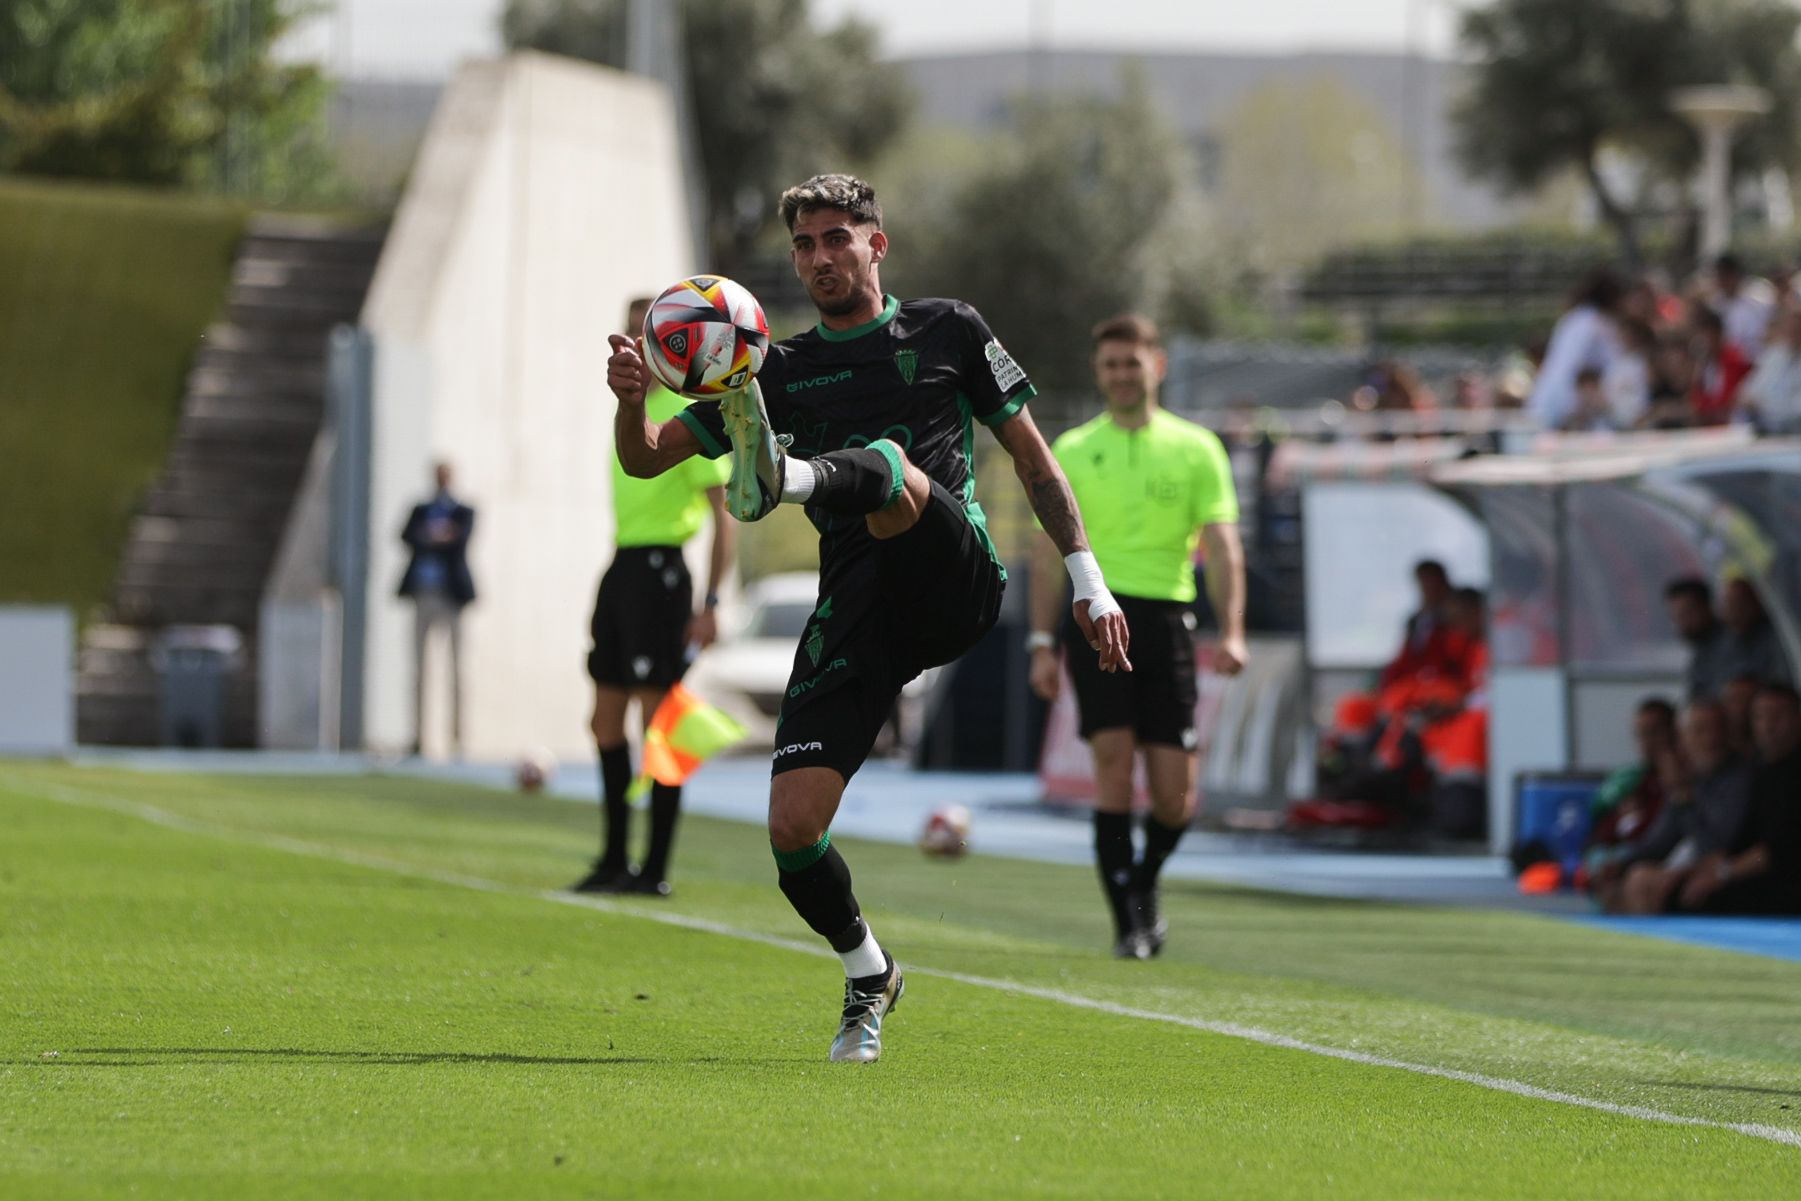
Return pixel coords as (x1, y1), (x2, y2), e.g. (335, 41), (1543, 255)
(772, 831), (831, 873)
(870, 439), (905, 509)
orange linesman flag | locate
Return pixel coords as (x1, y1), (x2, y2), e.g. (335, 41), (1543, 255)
(628, 683), (749, 804)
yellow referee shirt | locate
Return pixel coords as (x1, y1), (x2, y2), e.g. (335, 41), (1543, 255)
(613, 386), (731, 547)
(1051, 408), (1238, 603)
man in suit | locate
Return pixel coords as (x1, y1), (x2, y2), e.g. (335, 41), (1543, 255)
(398, 461), (476, 755)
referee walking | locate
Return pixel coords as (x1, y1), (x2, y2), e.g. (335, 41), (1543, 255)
(1029, 313), (1246, 958)
(572, 296), (735, 896)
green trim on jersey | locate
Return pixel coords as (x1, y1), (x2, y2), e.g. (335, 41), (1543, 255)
(615, 386), (731, 547)
(816, 293), (900, 342)
(674, 407), (729, 459)
(955, 391), (1006, 581)
(1051, 407), (1238, 604)
(980, 385), (1035, 428)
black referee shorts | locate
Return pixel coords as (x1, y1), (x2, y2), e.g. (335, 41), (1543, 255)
(772, 480), (1005, 781)
(587, 545), (694, 689)
(1062, 593), (1199, 749)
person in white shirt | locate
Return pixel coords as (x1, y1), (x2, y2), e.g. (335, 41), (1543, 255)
(1711, 253), (1777, 359)
(1603, 317), (1656, 430)
(1739, 302), (1801, 433)
(1527, 269), (1622, 430)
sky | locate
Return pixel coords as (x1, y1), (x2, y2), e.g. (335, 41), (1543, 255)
(288, 0), (1466, 81)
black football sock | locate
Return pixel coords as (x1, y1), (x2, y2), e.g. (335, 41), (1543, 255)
(1133, 815), (1189, 893)
(803, 445), (901, 515)
(597, 742), (633, 871)
(774, 833), (868, 953)
(639, 782), (681, 883)
(1093, 809), (1137, 940)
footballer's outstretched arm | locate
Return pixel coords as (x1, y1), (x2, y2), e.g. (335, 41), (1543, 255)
(991, 409), (1130, 673)
(607, 332), (701, 478)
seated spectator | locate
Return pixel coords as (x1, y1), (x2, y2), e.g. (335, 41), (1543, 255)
(1322, 561), (1467, 809)
(1372, 360), (1437, 412)
(1646, 331), (1698, 428)
(1381, 560), (1459, 689)
(1674, 684), (1801, 915)
(1418, 589), (1492, 838)
(1688, 307), (1753, 427)
(1720, 576), (1793, 686)
(1583, 698), (1681, 898)
(1378, 587), (1490, 766)
(1722, 673), (1762, 758)
(1665, 576), (1733, 702)
(1607, 701), (1754, 914)
(1528, 268), (1622, 430)
(1709, 252), (1777, 360)
(1603, 318), (1656, 430)
(1737, 302), (1801, 434)
(1564, 366), (1612, 431)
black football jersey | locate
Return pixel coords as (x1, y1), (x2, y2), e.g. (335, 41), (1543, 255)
(674, 296), (1036, 566)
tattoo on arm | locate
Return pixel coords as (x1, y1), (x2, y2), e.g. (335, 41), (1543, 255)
(994, 411), (1089, 556)
(1027, 472), (1087, 555)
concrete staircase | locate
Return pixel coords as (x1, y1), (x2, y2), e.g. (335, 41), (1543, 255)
(76, 216), (384, 747)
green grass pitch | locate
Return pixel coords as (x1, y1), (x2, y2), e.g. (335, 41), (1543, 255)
(2, 760), (1798, 1198)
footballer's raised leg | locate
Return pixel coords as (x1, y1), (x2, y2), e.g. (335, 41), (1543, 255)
(720, 383), (928, 538)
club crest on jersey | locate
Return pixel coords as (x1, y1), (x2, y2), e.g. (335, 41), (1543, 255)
(984, 339), (1025, 391)
(893, 348), (918, 385)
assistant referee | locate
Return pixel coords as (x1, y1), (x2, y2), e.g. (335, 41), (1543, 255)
(1028, 312), (1246, 958)
(571, 295), (735, 896)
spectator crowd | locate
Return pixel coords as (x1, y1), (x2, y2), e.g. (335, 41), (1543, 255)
(1526, 254), (1801, 435)
(1583, 575), (1799, 915)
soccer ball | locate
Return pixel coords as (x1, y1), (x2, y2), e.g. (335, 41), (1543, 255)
(918, 804), (972, 858)
(514, 748), (557, 793)
(641, 275), (771, 399)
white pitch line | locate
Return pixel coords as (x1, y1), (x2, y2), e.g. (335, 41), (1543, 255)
(13, 775), (1801, 1151)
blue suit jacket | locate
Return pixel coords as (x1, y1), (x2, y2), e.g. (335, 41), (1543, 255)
(398, 498), (477, 605)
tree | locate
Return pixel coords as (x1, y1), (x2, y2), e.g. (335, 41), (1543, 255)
(0, 0), (332, 198)
(502, 0), (910, 274)
(1453, 0), (1801, 268)
(888, 73), (1217, 392)
(1213, 78), (1424, 272)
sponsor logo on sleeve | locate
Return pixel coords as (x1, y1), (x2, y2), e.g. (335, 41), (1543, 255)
(984, 340), (1025, 391)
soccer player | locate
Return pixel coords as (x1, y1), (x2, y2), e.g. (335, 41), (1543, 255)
(572, 295), (735, 898)
(1027, 313), (1246, 959)
(605, 173), (1128, 1061)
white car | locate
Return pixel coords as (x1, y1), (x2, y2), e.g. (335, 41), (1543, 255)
(684, 572), (820, 748)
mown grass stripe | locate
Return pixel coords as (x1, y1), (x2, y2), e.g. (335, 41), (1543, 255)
(11, 771), (1798, 1153)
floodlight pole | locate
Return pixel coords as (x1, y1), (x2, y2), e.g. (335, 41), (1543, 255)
(1670, 85), (1771, 264)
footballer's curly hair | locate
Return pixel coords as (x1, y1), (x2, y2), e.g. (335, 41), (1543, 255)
(778, 173), (883, 232)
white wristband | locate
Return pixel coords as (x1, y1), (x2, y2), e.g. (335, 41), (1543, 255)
(1026, 630), (1056, 653)
(1065, 551), (1122, 623)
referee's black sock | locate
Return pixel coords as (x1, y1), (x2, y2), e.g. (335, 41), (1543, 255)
(1133, 815), (1189, 894)
(803, 445), (899, 515)
(774, 834), (867, 953)
(1093, 809), (1137, 940)
(639, 782), (681, 883)
(597, 742), (632, 871)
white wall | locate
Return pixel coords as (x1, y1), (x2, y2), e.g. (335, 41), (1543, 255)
(360, 53), (697, 761)
(0, 607), (74, 755)
(1487, 669), (1567, 853)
